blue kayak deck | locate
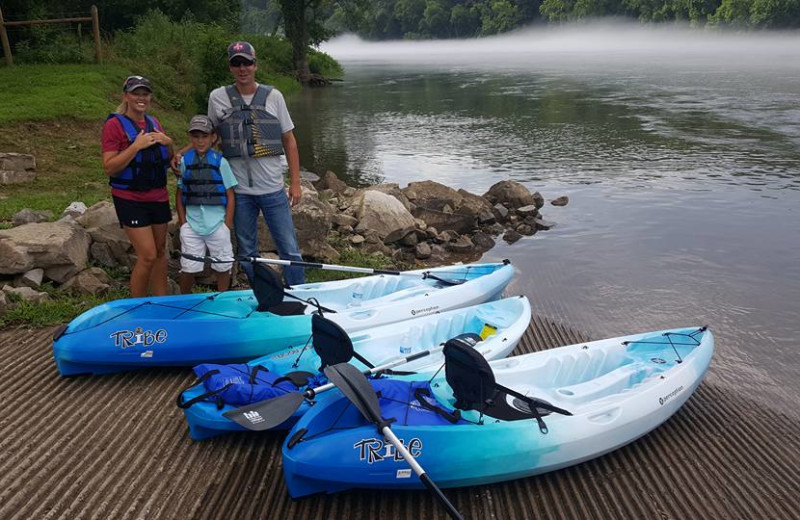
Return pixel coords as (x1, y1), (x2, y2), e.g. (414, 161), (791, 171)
(1, 315), (798, 519)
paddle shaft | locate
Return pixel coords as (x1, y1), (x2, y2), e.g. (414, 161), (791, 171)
(382, 426), (463, 520)
(181, 252), (402, 276)
(307, 346), (445, 397)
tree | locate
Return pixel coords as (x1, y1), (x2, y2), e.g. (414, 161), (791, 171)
(277, 0), (334, 80)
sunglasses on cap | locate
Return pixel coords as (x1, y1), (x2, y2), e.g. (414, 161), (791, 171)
(230, 58), (255, 67)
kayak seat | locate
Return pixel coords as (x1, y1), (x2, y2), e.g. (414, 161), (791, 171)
(252, 263), (308, 315)
(444, 337), (572, 433)
(268, 301), (308, 316)
(312, 313), (375, 371)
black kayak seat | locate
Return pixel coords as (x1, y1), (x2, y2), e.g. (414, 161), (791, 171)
(312, 313), (374, 370)
(252, 262), (307, 315)
(443, 336), (571, 430)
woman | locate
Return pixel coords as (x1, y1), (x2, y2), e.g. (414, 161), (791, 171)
(101, 75), (174, 297)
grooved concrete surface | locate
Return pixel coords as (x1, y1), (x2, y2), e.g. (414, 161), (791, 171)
(1, 315), (798, 519)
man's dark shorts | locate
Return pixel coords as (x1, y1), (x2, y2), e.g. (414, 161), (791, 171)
(112, 196), (171, 228)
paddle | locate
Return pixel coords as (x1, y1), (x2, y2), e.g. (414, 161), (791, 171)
(324, 362), (464, 520)
(179, 252), (402, 276)
(223, 344), (454, 431)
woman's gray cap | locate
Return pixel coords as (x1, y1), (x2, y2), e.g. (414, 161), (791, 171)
(188, 115), (214, 134)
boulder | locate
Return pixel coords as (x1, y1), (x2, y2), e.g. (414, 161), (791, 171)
(516, 205), (538, 218)
(332, 214), (358, 229)
(404, 181), (462, 211)
(492, 203), (509, 222)
(314, 170), (351, 194)
(0, 152), (36, 185)
(12, 209), (53, 227)
(0, 222), (90, 280)
(503, 229), (523, 244)
(17, 268), (44, 288)
(551, 196), (569, 206)
(62, 201), (88, 219)
(3, 285), (51, 303)
(483, 180), (535, 209)
(456, 189), (493, 217)
(447, 235), (475, 253)
(533, 218), (556, 231)
(60, 267), (112, 296)
(471, 232), (496, 251)
(352, 190), (416, 244)
(77, 201), (132, 268)
(533, 191), (545, 209)
(414, 242), (432, 260)
(365, 184), (412, 210)
(411, 206), (474, 235)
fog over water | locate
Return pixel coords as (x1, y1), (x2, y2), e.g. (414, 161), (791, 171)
(292, 23), (800, 416)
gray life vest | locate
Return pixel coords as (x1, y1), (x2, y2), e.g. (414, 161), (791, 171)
(218, 85), (285, 159)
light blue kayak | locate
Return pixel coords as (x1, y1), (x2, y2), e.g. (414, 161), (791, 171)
(282, 326), (713, 497)
(179, 296), (532, 440)
(52, 262), (514, 376)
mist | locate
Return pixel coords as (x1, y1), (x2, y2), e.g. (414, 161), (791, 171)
(321, 20), (800, 72)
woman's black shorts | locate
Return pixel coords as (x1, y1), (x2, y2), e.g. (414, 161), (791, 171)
(112, 196), (171, 228)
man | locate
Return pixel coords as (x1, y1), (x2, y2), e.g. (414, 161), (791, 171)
(206, 41), (305, 286)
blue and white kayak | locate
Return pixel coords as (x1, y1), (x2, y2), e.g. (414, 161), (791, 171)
(52, 261), (514, 376)
(282, 326), (713, 497)
(179, 296), (531, 440)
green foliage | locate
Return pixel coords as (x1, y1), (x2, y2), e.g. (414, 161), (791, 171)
(304, 247), (410, 283)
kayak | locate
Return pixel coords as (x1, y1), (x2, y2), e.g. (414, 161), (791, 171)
(179, 296), (531, 440)
(282, 326), (713, 497)
(52, 261), (514, 376)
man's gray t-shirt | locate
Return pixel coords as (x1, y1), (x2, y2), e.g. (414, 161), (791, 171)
(207, 84), (294, 195)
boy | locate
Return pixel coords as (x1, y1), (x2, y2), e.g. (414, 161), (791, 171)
(176, 115), (238, 293)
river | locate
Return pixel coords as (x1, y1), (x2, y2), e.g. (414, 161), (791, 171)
(288, 24), (800, 415)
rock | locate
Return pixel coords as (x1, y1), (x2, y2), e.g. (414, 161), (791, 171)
(90, 242), (117, 268)
(401, 232), (418, 247)
(411, 205), (474, 235)
(0, 222), (90, 280)
(477, 210), (496, 225)
(516, 224), (535, 235)
(516, 205), (538, 217)
(435, 230), (459, 244)
(414, 218), (427, 230)
(3, 285), (51, 303)
(349, 234), (365, 245)
(332, 214), (358, 228)
(352, 190), (416, 244)
(486, 223), (506, 235)
(338, 225), (354, 235)
(447, 235), (475, 253)
(551, 196), (569, 206)
(13, 209), (53, 227)
(0, 152), (36, 171)
(0, 291), (7, 315)
(471, 232), (496, 250)
(533, 218), (556, 230)
(414, 242), (432, 259)
(343, 187), (356, 197)
(365, 184), (412, 210)
(503, 229), (523, 244)
(60, 267), (111, 296)
(492, 203), (509, 222)
(0, 153), (36, 185)
(314, 170), (351, 194)
(533, 191), (545, 209)
(62, 201), (88, 219)
(483, 180), (535, 208)
(17, 268), (44, 288)
(425, 227), (438, 239)
(307, 239), (340, 262)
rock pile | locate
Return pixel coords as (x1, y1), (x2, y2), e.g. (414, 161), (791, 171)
(0, 171), (568, 307)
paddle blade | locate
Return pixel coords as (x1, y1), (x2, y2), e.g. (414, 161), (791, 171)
(323, 363), (383, 425)
(223, 392), (306, 431)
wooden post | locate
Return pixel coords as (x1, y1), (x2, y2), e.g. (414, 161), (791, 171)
(91, 5), (102, 64)
(0, 7), (13, 67)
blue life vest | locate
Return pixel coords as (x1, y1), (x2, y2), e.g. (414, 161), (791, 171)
(177, 363), (324, 410)
(217, 85), (285, 159)
(181, 149), (227, 207)
(107, 113), (169, 191)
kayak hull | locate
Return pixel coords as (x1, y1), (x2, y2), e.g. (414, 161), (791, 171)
(282, 327), (714, 497)
(181, 296), (531, 440)
(53, 262), (514, 376)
